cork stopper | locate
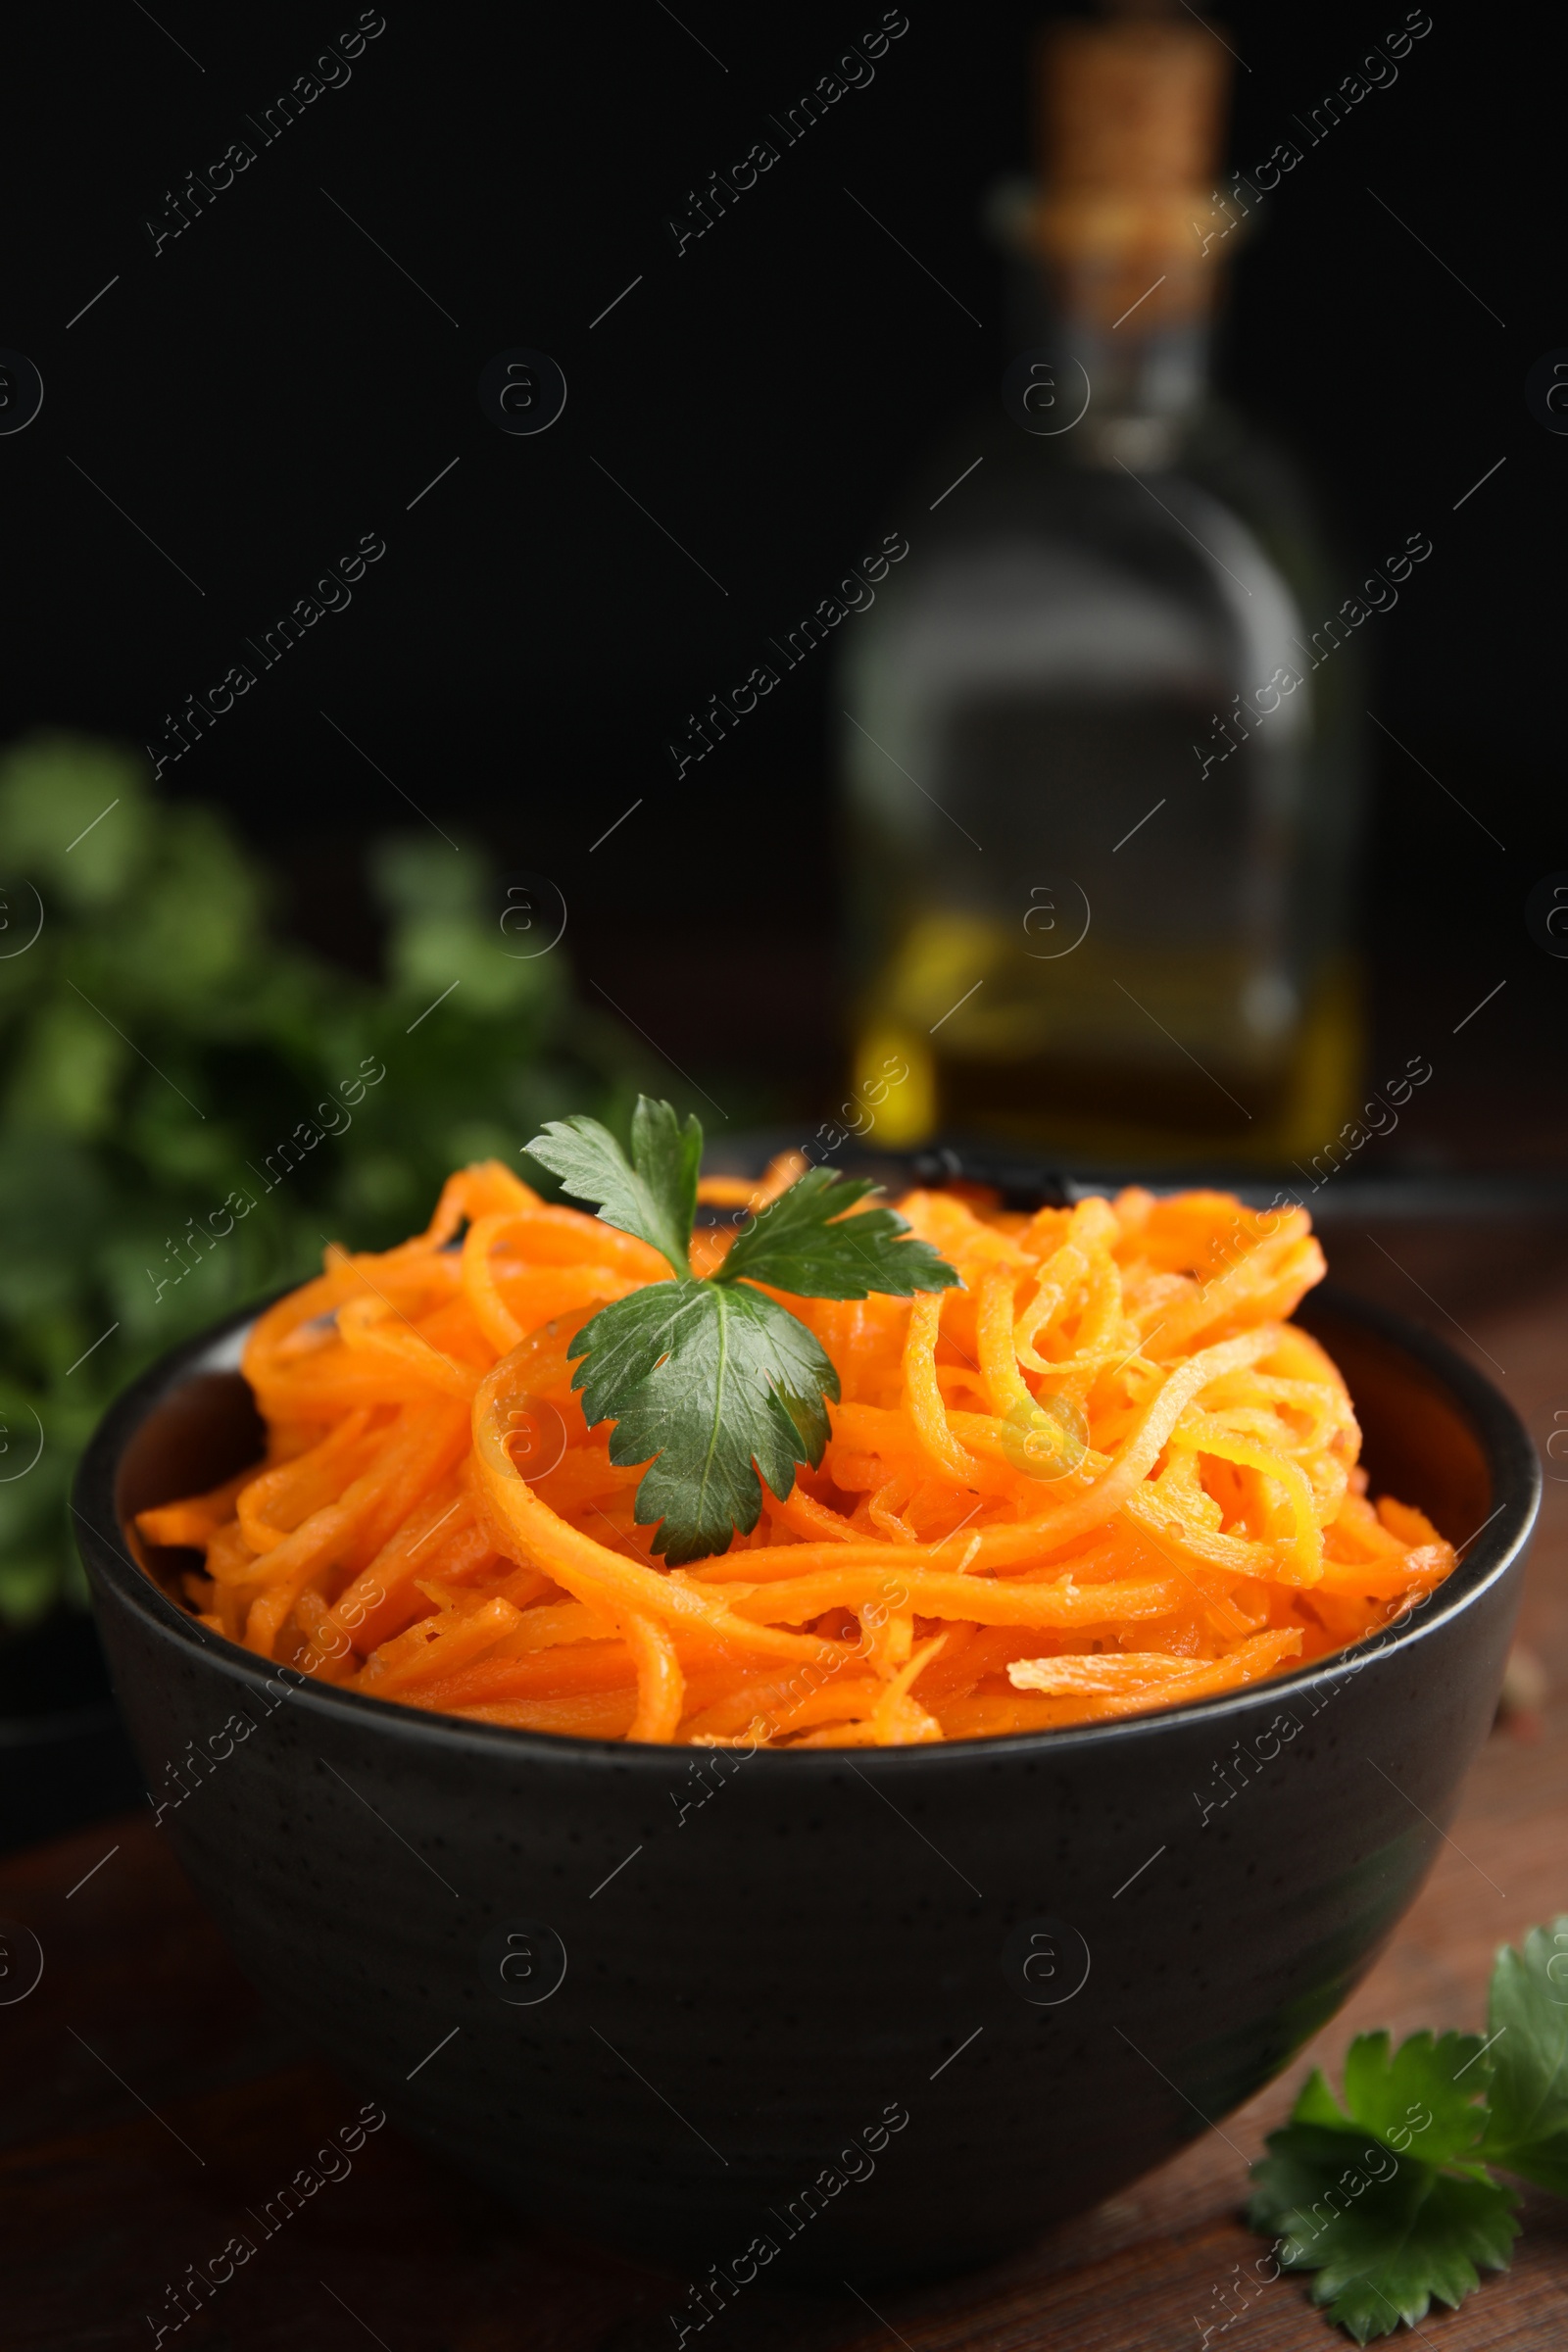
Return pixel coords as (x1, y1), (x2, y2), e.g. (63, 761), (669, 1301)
(1028, 17), (1234, 329)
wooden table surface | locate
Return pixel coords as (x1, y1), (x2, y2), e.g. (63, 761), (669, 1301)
(5, 1221), (1567, 2352)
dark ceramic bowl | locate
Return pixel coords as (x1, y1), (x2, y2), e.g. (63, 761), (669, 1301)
(74, 1283), (1538, 2283)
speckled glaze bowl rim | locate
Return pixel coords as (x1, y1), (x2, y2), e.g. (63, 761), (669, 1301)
(74, 1280), (1540, 1776)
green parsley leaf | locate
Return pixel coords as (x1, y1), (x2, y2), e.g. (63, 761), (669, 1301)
(569, 1278), (839, 1566)
(521, 1099), (960, 1562)
(719, 1165), (962, 1299)
(1339, 2030), (1495, 2170)
(1248, 2033), (1519, 2343)
(527, 1096), (701, 1276)
(1481, 1915), (1568, 2194)
(1249, 2120), (1519, 2343)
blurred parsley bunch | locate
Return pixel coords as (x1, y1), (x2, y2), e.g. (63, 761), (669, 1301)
(0, 733), (649, 1627)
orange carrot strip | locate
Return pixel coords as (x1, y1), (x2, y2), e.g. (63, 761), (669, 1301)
(135, 1467), (255, 1550)
(356, 1595), (523, 1697)
(439, 1692), (640, 1737)
(625, 1613), (685, 1742)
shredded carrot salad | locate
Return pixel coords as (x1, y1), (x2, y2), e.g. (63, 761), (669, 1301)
(135, 1159), (1456, 1746)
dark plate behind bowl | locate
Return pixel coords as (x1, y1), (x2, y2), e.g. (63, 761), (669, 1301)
(74, 1283), (1538, 2282)
(0, 1610), (144, 1854)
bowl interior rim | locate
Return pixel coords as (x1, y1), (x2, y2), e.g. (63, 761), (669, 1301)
(74, 1278), (1541, 1774)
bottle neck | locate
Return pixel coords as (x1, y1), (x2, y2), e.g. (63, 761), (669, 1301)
(995, 192), (1220, 472)
(1063, 311), (1211, 470)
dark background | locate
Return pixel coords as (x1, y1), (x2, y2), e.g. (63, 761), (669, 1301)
(4, 0), (1562, 1153)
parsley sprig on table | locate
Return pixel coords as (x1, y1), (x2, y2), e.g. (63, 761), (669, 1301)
(1247, 1915), (1568, 2340)
(524, 1098), (959, 1565)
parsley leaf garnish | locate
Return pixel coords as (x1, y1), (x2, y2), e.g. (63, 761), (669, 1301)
(1246, 1923), (1568, 2336)
(1248, 2028), (1518, 2342)
(1334, 2028), (1496, 2169)
(566, 1277), (838, 1568)
(722, 1164), (958, 1298)
(1481, 1914), (1568, 2194)
(525, 1095), (701, 1276)
(524, 1098), (959, 1564)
